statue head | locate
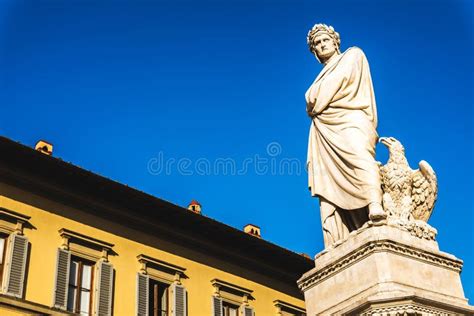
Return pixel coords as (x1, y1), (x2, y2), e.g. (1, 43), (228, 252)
(307, 24), (341, 63)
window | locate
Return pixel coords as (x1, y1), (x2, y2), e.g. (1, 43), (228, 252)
(211, 279), (254, 316)
(53, 229), (115, 316)
(222, 301), (239, 316)
(67, 257), (94, 315)
(136, 254), (187, 316)
(149, 278), (169, 316)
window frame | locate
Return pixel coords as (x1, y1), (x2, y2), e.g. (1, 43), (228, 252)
(53, 228), (115, 315)
(67, 255), (95, 315)
(222, 300), (240, 316)
(211, 279), (255, 315)
(136, 254), (188, 316)
(148, 277), (170, 316)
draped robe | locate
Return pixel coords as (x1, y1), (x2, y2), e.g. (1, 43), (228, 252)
(306, 47), (382, 211)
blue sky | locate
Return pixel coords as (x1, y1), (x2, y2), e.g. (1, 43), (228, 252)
(1, 0), (473, 301)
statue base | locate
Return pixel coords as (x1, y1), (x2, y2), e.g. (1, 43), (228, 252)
(297, 223), (474, 315)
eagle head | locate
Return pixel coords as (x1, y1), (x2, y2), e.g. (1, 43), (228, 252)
(379, 137), (407, 163)
(379, 137), (404, 151)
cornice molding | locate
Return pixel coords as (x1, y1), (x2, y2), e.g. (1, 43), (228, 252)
(273, 299), (306, 313)
(297, 239), (463, 292)
(361, 303), (457, 315)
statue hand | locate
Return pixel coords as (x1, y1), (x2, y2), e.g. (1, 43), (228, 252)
(307, 109), (317, 118)
(306, 103), (317, 118)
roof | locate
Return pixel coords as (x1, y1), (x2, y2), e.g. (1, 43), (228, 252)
(188, 200), (201, 206)
(0, 136), (313, 297)
(245, 223), (261, 229)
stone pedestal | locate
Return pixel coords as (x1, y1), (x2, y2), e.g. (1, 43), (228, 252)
(297, 223), (474, 315)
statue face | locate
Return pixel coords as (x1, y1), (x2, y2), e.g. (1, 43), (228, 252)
(313, 33), (337, 62)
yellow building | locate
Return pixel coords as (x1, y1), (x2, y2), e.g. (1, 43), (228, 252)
(0, 137), (311, 316)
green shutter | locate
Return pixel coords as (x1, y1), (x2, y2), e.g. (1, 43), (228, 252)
(3, 234), (28, 298)
(53, 248), (71, 309)
(172, 284), (186, 316)
(95, 260), (114, 316)
(136, 273), (149, 316)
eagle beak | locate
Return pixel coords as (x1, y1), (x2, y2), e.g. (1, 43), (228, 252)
(379, 137), (390, 146)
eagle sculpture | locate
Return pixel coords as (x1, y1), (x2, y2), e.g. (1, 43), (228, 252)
(379, 137), (438, 223)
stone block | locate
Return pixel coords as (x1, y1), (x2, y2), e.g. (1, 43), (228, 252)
(297, 224), (474, 315)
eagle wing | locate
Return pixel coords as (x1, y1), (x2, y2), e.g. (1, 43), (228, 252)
(411, 160), (438, 222)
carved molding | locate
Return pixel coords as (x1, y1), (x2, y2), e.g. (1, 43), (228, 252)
(352, 294), (474, 315)
(360, 302), (460, 315)
(137, 254), (187, 284)
(0, 207), (31, 235)
(273, 299), (306, 315)
(388, 218), (437, 241)
(59, 228), (115, 260)
(297, 239), (463, 292)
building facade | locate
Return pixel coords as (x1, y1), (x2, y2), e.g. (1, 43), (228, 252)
(0, 136), (311, 316)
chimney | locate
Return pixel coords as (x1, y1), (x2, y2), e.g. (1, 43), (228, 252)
(35, 140), (53, 156)
(187, 200), (202, 215)
(243, 224), (261, 238)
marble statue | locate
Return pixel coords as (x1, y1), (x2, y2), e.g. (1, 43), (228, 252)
(379, 136), (438, 240)
(305, 24), (386, 248)
(299, 24), (473, 316)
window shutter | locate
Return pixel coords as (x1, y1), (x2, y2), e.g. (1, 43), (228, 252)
(3, 234), (28, 298)
(243, 306), (254, 316)
(136, 273), (149, 316)
(171, 283), (187, 316)
(211, 296), (222, 316)
(53, 248), (71, 309)
(95, 260), (114, 316)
